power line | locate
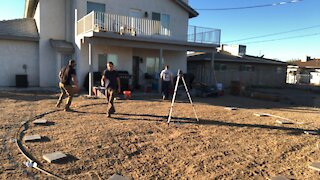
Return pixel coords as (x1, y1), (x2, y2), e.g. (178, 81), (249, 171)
(195, 0), (303, 11)
(242, 32), (320, 44)
(223, 24), (320, 43)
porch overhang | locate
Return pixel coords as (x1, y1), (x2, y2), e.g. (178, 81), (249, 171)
(50, 39), (75, 54)
(82, 32), (217, 52)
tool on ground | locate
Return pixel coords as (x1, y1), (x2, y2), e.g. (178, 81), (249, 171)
(167, 69), (199, 124)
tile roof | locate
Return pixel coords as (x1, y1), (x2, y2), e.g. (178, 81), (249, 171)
(289, 59), (320, 68)
(25, 0), (198, 18)
(172, 0), (199, 18)
(0, 18), (39, 41)
(188, 52), (287, 66)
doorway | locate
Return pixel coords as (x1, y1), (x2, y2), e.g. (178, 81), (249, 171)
(132, 56), (141, 90)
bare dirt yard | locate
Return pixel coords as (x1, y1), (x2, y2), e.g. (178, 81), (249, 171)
(0, 89), (320, 179)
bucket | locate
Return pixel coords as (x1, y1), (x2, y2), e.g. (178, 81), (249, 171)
(123, 91), (131, 99)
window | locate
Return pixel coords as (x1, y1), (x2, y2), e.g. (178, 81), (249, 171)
(276, 67), (283, 74)
(152, 12), (170, 35)
(98, 54), (118, 72)
(214, 63), (227, 71)
(98, 54), (108, 72)
(239, 65), (255, 72)
(160, 14), (170, 35)
(61, 54), (72, 67)
(87, 2), (105, 14)
(146, 57), (160, 74)
(152, 12), (161, 21)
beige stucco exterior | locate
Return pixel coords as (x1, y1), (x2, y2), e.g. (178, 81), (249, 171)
(15, 0), (216, 89)
(0, 39), (39, 86)
(76, 0), (189, 41)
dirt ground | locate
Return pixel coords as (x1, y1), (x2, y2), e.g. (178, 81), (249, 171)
(0, 89), (320, 179)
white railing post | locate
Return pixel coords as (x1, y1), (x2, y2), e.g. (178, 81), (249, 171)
(193, 26), (196, 42)
(92, 11), (94, 31)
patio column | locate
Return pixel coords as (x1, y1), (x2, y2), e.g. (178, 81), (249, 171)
(211, 51), (216, 85)
(88, 42), (93, 96)
(158, 48), (163, 93)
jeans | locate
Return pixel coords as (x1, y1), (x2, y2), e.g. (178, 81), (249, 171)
(162, 81), (171, 99)
(106, 88), (116, 114)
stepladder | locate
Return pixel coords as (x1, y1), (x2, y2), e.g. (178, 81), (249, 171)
(167, 69), (199, 124)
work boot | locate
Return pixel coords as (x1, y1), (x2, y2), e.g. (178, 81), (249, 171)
(55, 103), (61, 108)
(64, 107), (74, 112)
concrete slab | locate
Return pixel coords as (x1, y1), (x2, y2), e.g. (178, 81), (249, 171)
(109, 174), (129, 180)
(33, 119), (47, 124)
(276, 120), (293, 124)
(270, 176), (289, 180)
(309, 162), (320, 171)
(24, 135), (41, 142)
(254, 113), (270, 117)
(43, 152), (67, 163)
(304, 131), (319, 135)
(225, 107), (238, 110)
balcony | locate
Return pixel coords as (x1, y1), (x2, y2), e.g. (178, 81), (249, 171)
(77, 11), (221, 45)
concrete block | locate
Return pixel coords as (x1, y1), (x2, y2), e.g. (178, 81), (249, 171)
(254, 113), (270, 117)
(24, 135), (41, 142)
(309, 162), (320, 171)
(109, 174), (129, 180)
(270, 176), (289, 180)
(276, 120), (293, 124)
(304, 131), (319, 135)
(33, 119), (47, 124)
(225, 107), (238, 110)
(43, 152), (67, 163)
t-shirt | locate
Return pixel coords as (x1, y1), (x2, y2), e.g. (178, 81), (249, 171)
(103, 69), (119, 90)
(160, 69), (173, 82)
(60, 66), (76, 85)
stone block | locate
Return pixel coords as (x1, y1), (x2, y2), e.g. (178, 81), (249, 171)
(24, 135), (41, 142)
(43, 152), (67, 163)
(33, 119), (47, 124)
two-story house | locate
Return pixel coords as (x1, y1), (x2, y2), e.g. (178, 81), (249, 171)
(1, 0), (221, 93)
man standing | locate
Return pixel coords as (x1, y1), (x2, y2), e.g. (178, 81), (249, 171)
(101, 62), (121, 117)
(56, 59), (78, 111)
(160, 65), (173, 100)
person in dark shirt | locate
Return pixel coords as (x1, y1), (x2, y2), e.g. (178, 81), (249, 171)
(101, 62), (121, 117)
(56, 60), (78, 111)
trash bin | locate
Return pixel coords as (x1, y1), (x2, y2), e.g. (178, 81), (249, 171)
(16, 74), (28, 87)
(118, 71), (130, 92)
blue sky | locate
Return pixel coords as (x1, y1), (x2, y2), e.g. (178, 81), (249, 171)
(189, 0), (320, 61)
(0, 0), (319, 61)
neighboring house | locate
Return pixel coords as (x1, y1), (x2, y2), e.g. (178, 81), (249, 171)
(0, 0), (221, 90)
(287, 57), (320, 85)
(0, 19), (39, 87)
(187, 45), (287, 88)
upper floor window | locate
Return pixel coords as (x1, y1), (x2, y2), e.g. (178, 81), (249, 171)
(214, 63), (227, 71)
(87, 2), (105, 14)
(239, 65), (255, 72)
(152, 12), (170, 35)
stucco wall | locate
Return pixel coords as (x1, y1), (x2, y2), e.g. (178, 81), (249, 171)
(78, 44), (186, 89)
(76, 0), (189, 41)
(38, 0), (67, 87)
(79, 44), (133, 88)
(0, 40), (39, 87)
(188, 61), (286, 88)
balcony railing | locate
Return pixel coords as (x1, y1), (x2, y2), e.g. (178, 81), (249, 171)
(188, 26), (221, 45)
(77, 11), (221, 45)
